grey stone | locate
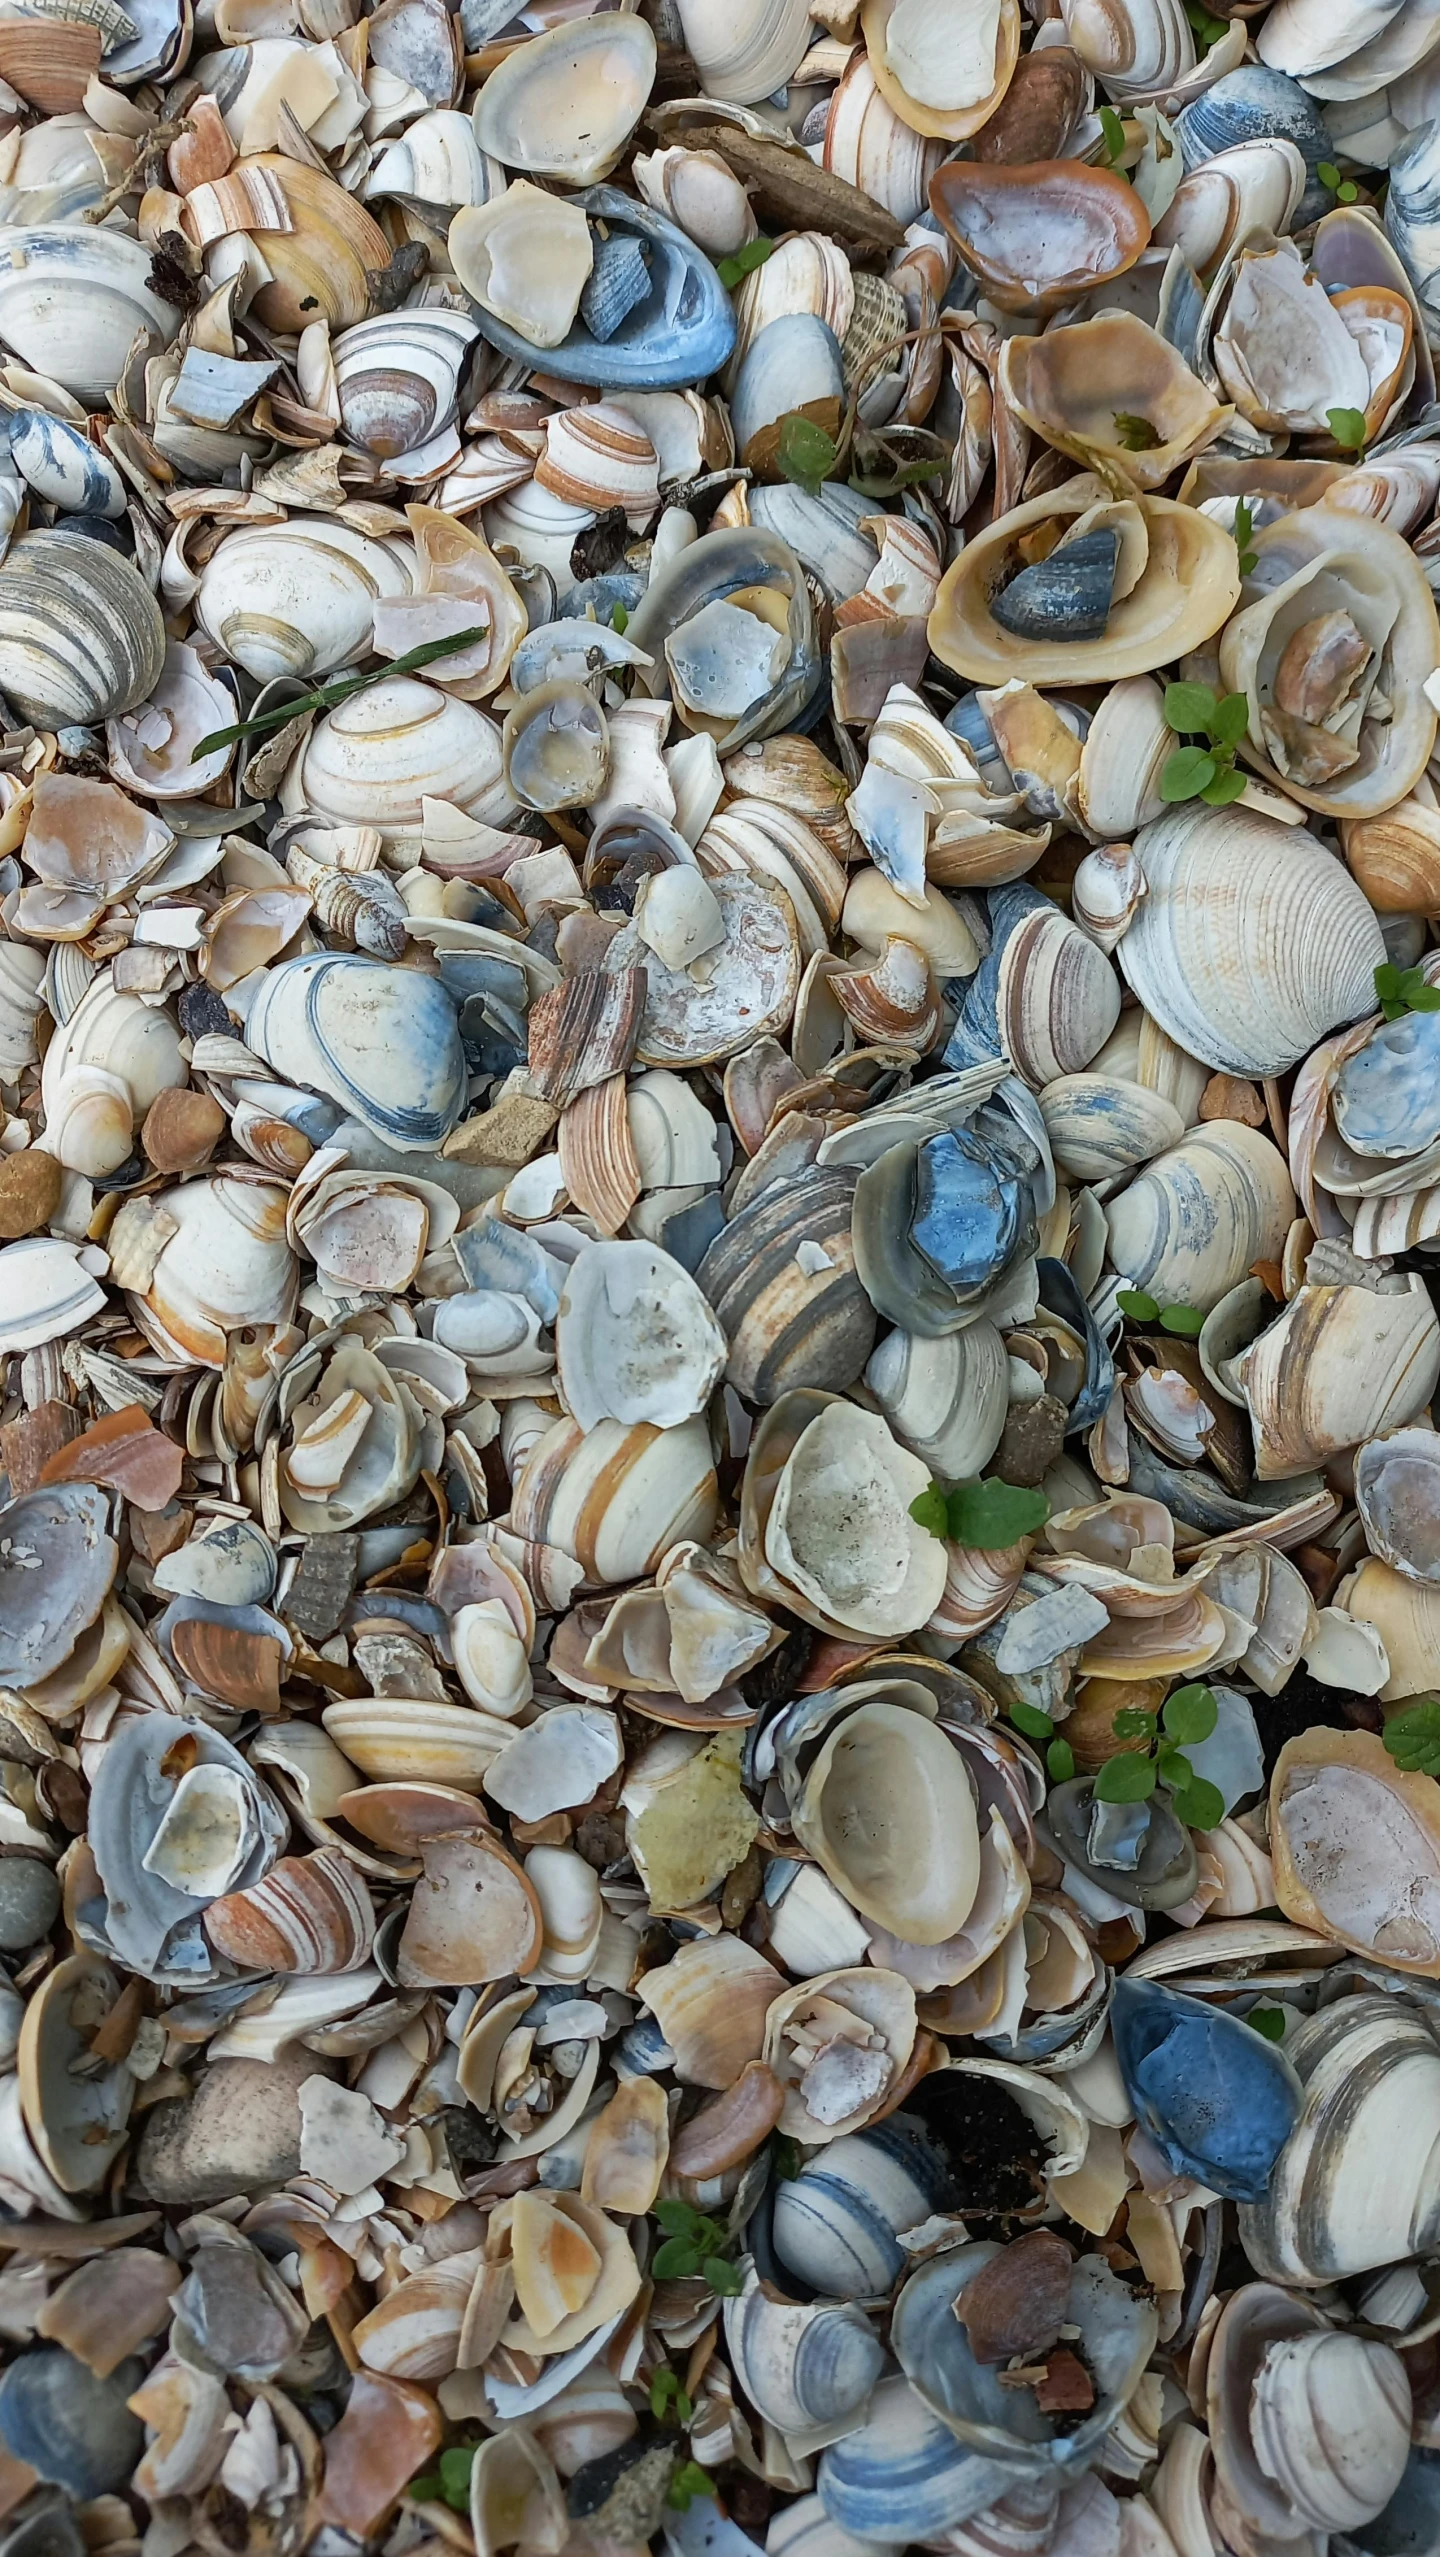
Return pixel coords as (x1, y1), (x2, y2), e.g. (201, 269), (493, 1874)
(136, 2043), (331, 2205)
(0, 1858), (59, 1951)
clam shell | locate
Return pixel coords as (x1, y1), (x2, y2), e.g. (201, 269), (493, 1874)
(1104, 1121), (1296, 1315)
(637, 1934), (780, 2086)
(396, 1828), (543, 1985)
(556, 1239), (727, 1430)
(0, 529), (165, 729)
(997, 902), (1122, 1087)
(512, 1414), (719, 1584)
(724, 2269), (885, 2429)
(771, 2119), (956, 2300)
(1354, 1424), (1440, 1582)
(241, 954), (465, 1153)
(333, 308), (479, 468)
(461, 185), (734, 390)
(473, 15), (655, 182)
(865, 1321), (1009, 1483)
(0, 226), (180, 398)
(697, 1167), (876, 1405)
(202, 1847), (377, 1975)
(322, 1698), (516, 1788)
(1040, 1075), (1184, 1180)
(1270, 1726), (1440, 1976)
(280, 676), (508, 849)
(1120, 803), (1386, 1077)
(675, 0), (810, 99)
(1237, 1277), (1440, 1478)
(818, 2373), (1007, 2541)
(1238, 1993), (1440, 2283)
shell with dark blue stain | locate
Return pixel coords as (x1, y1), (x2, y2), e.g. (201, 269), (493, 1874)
(1049, 1777), (1199, 1910)
(0, 2350), (146, 2499)
(723, 2271), (885, 2432)
(9, 410), (126, 518)
(581, 233), (652, 342)
(1111, 1975), (1304, 2201)
(1333, 1009), (1440, 1159)
(990, 528), (1118, 643)
(240, 953), (467, 1154)
(0, 529), (165, 727)
(1175, 65), (1334, 219)
(817, 2375), (1012, 2542)
(770, 2118), (956, 2300)
(464, 186), (734, 389)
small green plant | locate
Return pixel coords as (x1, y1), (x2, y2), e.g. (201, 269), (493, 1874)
(1374, 961), (1440, 1021)
(1327, 404), (1368, 455)
(1232, 496), (1258, 575)
(775, 412), (837, 495)
(192, 622), (489, 761)
(1009, 1702), (1076, 1784)
(716, 234), (774, 289)
(611, 602), (629, 634)
(1382, 1695), (1440, 1775)
(1112, 412), (1161, 452)
(1092, 1681), (1225, 1828)
(1317, 160), (1360, 203)
(651, 2369), (695, 2425)
(1160, 680), (1250, 807)
(1247, 2005), (1288, 2041)
(910, 1476), (1051, 1548)
(1097, 103), (1128, 165)
(409, 2446), (479, 2510)
(1184, 0), (1230, 44)
(652, 2197), (744, 2296)
(668, 2464), (717, 2513)
(1114, 1287), (1205, 1336)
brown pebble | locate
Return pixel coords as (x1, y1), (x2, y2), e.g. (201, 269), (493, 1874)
(443, 1088), (560, 1168)
(957, 2228), (1073, 2365)
(141, 1087), (226, 1176)
(1199, 1073), (1267, 1126)
(1032, 2346), (1096, 2414)
(995, 1391), (1068, 1487)
(0, 1147), (61, 1240)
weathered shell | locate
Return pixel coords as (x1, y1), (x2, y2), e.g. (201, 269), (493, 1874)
(1238, 1994), (1440, 2283)
(697, 1167), (876, 1405)
(0, 226), (180, 398)
(1237, 1278), (1440, 1478)
(1270, 1727), (1440, 1975)
(473, 15), (655, 181)
(0, 530), (165, 728)
(512, 1414), (719, 1584)
(997, 901), (1122, 1086)
(1000, 313), (1229, 492)
(1105, 1121), (1296, 1315)
(724, 2270), (885, 2430)
(1040, 1076), (1184, 1181)
(741, 1393), (949, 1638)
(864, 1320), (1009, 1481)
(1120, 803), (1386, 1076)
(240, 954), (465, 1153)
(1354, 1425), (1440, 1582)
(280, 676), (508, 849)
(770, 2119), (956, 2298)
(792, 1690), (981, 1944)
(202, 1848), (377, 1974)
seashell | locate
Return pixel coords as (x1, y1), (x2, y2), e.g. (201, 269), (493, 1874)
(724, 2269), (885, 2430)
(1209, 2285), (1411, 2543)
(863, 1320), (1009, 1485)
(17, 1954), (134, 2194)
(929, 482), (1241, 687)
(862, 0), (1021, 140)
(1218, 508), (1439, 821)
(0, 227), (180, 399)
(395, 1827), (542, 1984)
(1342, 795), (1440, 913)
(1111, 1974), (1303, 2200)
(232, 158), (390, 336)
(473, 15), (656, 183)
(825, 55), (945, 226)
(203, 1846), (376, 1974)
(602, 870), (801, 1067)
(996, 901), (1122, 1087)
(503, 683), (610, 814)
(556, 1240), (726, 1431)
(1269, 1726), (1440, 1975)
(732, 314), (845, 472)
(86, 1710), (285, 1984)
(817, 2373), (1006, 2540)
(1105, 1121), (1295, 1316)
(128, 1174), (296, 1368)
(10, 409), (125, 519)
(333, 308), (478, 470)
(638, 1934), (780, 2086)
(363, 106), (503, 206)
(740, 1392), (949, 1639)
(791, 1690), (981, 1944)
(1237, 1278), (1440, 1479)
(353, 2248), (482, 2380)
(764, 1965), (917, 2144)
(930, 159), (1151, 316)
(1385, 119), (1440, 343)
(770, 2116), (957, 2299)
(512, 1414), (719, 1584)
(1332, 1557), (1440, 1702)
(1120, 804), (1386, 1077)
(240, 953), (465, 1152)
(1354, 1425), (1440, 1582)
(1238, 1993), (1440, 2283)
(450, 183), (595, 353)
(1152, 137), (1307, 275)
(697, 1167), (876, 1405)
(536, 404), (660, 529)
(1000, 315), (1229, 494)
(1040, 1076), (1184, 1181)
(0, 529), (165, 729)
(280, 677), (508, 850)
(675, 0), (811, 101)
(325, 1698), (514, 1791)
(633, 148), (756, 260)
(194, 518), (415, 685)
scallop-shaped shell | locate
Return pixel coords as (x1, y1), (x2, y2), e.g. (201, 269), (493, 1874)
(1218, 507), (1440, 820)
(929, 482), (1241, 686)
(1152, 137), (1307, 274)
(864, 1320), (1009, 1483)
(997, 901), (1122, 1086)
(280, 676), (507, 848)
(512, 1414), (719, 1584)
(675, 0), (811, 102)
(556, 1240), (727, 1430)
(202, 1846), (376, 1974)
(1237, 1279), (1440, 1480)
(240, 954), (466, 1153)
(1104, 1121), (1296, 1315)
(1354, 1425), (1440, 1582)
(195, 520), (416, 684)
(333, 308), (479, 465)
(0, 530), (165, 729)
(724, 2270), (885, 2431)
(696, 1167), (876, 1405)
(1120, 802), (1386, 1077)
(0, 225), (181, 398)
(1238, 1993), (1440, 2283)
(474, 14), (655, 181)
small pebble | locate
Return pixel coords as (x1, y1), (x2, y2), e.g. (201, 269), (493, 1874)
(0, 1147), (60, 1239)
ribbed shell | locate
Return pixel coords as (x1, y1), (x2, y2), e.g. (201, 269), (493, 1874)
(203, 1847), (376, 1974)
(696, 1167), (875, 1404)
(0, 531), (165, 727)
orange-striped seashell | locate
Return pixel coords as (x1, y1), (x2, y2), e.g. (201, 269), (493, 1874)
(202, 1845), (376, 1973)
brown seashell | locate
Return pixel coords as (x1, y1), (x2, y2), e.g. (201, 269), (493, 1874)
(0, 18), (102, 110)
(970, 44), (1087, 161)
(579, 2075), (670, 2213)
(248, 158), (393, 333)
(167, 96), (235, 193)
(832, 934), (942, 1049)
(35, 2249), (181, 2377)
(637, 1934), (782, 2087)
(1341, 797), (1440, 913)
(956, 2228), (1073, 2362)
(317, 2372), (441, 2536)
(203, 1846), (377, 1974)
(696, 1165), (876, 1406)
(142, 1088), (226, 1176)
(396, 1828), (543, 1985)
(37, 1402), (184, 1513)
(669, 2059), (786, 2177)
(170, 1614), (285, 1714)
(527, 968), (647, 1107)
(558, 1075), (640, 1237)
(928, 158), (1151, 315)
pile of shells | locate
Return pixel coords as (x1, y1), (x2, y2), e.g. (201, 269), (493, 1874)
(7, 0), (1440, 2552)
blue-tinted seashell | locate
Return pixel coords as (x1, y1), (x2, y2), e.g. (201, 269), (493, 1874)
(1111, 1975), (1304, 2201)
(990, 528), (1118, 643)
(628, 524), (821, 751)
(1346, 2446), (1440, 2557)
(464, 186), (734, 389)
(452, 1216), (561, 1319)
(1048, 1776), (1198, 1912)
(566, 570), (648, 622)
(1175, 67), (1332, 217)
(617, 2013), (675, 2077)
(944, 691), (1012, 797)
(723, 2273), (885, 2431)
(818, 2376), (1011, 2541)
(0, 2351), (145, 2499)
(1036, 1255), (1113, 1433)
(580, 233), (651, 343)
(767, 2489), (900, 2557)
(731, 314), (845, 462)
(1333, 1010), (1440, 1158)
(241, 953), (466, 1154)
(749, 481), (878, 603)
(10, 410), (126, 518)
(1386, 122), (1440, 332)
(771, 2119), (956, 2300)
(910, 1123), (1032, 1295)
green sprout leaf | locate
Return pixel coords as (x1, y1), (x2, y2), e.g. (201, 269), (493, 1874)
(651, 2370), (695, 2425)
(1113, 411), (1161, 451)
(410, 2447), (478, 2511)
(1155, 1743), (1195, 1790)
(703, 2256), (745, 2297)
(1111, 1708), (1158, 1740)
(1327, 404), (1368, 454)
(1317, 161), (1360, 202)
(1200, 762), (1248, 806)
(776, 411), (837, 495)
(716, 234), (774, 288)
(1164, 679), (1219, 735)
(1098, 103), (1127, 163)
(669, 2466), (717, 2514)
(1158, 1302), (1206, 1335)
(191, 622), (491, 760)
(1046, 1738), (1076, 1783)
(1210, 691), (1250, 749)
(1116, 1287), (1160, 1322)
(1093, 1751), (1158, 1803)
(1163, 1682), (1218, 1745)
(1185, 0), (1230, 44)
(909, 1479), (950, 1541)
(1373, 961), (1440, 1021)
(1232, 496), (1258, 574)
(1383, 1696), (1440, 1775)
(1010, 1701), (1056, 1740)
(611, 602), (629, 633)
(946, 1478), (1051, 1549)
(1161, 744), (1218, 801)
(1248, 2004), (1288, 2040)
(652, 2235), (702, 2278)
(1171, 1775), (1226, 1830)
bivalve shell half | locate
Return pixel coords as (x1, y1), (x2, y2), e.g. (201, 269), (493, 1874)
(1270, 1727), (1440, 1976)
(0, 226), (181, 398)
(0, 531), (165, 729)
(512, 1414), (719, 1583)
(1104, 1121), (1296, 1315)
(696, 1166), (876, 1405)
(1236, 1278), (1440, 1478)
(473, 14), (656, 181)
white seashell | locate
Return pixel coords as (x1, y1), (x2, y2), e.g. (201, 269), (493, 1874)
(196, 519), (415, 684)
(1238, 1278), (1440, 1479)
(280, 676), (509, 849)
(9, 408), (125, 517)
(863, 1320), (1009, 1482)
(333, 308), (479, 472)
(363, 107), (504, 205)
(997, 901), (1123, 1088)
(633, 148), (756, 258)
(129, 1175), (297, 1369)
(1247, 2325), (1411, 2532)
(824, 53), (945, 224)
(0, 226), (181, 399)
(1071, 844), (1148, 955)
(1040, 1075), (1184, 1181)
(513, 1413), (719, 1584)
(536, 402), (660, 529)
(450, 184), (594, 352)
(0, 1236), (106, 1353)
(742, 1395), (949, 1640)
(675, 0), (811, 101)
(453, 1599), (534, 1718)
(1239, 1992), (1440, 2282)
(556, 1240), (727, 1433)
(473, 14), (656, 181)
(1105, 1121), (1296, 1315)
(41, 970), (186, 1177)
(792, 1688), (981, 1945)
(0, 528), (165, 729)
(725, 2267), (885, 2430)
(1122, 804), (1386, 1077)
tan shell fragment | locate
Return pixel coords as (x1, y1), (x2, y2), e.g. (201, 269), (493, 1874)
(1238, 1278), (1440, 1479)
(1271, 1728), (1440, 1975)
